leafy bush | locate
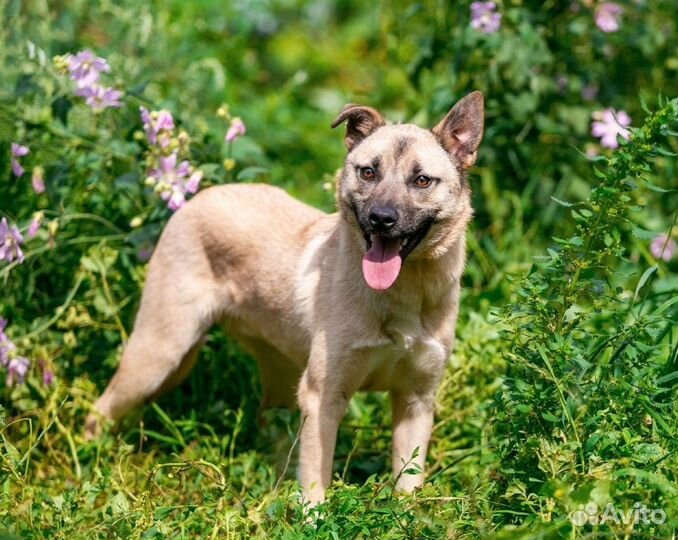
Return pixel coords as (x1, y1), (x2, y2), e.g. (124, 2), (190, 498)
(1, 1), (677, 538)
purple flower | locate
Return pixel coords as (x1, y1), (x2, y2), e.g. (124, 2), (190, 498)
(64, 50), (123, 112)
(27, 212), (42, 239)
(42, 367), (54, 386)
(31, 166), (45, 194)
(595, 3), (623, 33)
(0, 319), (14, 368)
(11, 143), (29, 178)
(7, 356), (30, 386)
(470, 2), (502, 34)
(0, 340), (15, 368)
(225, 117), (247, 143)
(140, 107), (175, 146)
(77, 85), (123, 112)
(650, 234), (676, 262)
(591, 108), (631, 149)
(38, 359), (54, 386)
(148, 153), (203, 211)
(67, 50), (110, 88)
(11, 143), (29, 157)
(0, 217), (25, 264)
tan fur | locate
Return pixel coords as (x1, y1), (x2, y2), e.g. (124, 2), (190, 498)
(86, 92), (484, 505)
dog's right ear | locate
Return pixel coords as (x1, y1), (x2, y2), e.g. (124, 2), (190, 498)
(331, 104), (385, 151)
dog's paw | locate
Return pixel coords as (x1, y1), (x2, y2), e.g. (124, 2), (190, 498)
(84, 412), (103, 441)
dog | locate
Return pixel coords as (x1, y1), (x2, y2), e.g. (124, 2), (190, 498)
(85, 91), (484, 505)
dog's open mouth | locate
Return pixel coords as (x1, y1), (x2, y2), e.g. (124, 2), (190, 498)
(361, 222), (432, 291)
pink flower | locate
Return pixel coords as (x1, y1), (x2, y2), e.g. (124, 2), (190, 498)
(42, 367), (54, 386)
(27, 212), (43, 239)
(64, 50), (123, 112)
(0, 318), (15, 367)
(39, 359), (54, 386)
(650, 234), (676, 262)
(11, 143), (29, 177)
(67, 50), (110, 89)
(31, 166), (45, 194)
(470, 2), (502, 34)
(0, 217), (24, 264)
(7, 356), (30, 386)
(147, 153), (203, 211)
(225, 117), (247, 142)
(140, 107), (175, 146)
(76, 85), (123, 112)
(595, 3), (623, 33)
(591, 108), (631, 149)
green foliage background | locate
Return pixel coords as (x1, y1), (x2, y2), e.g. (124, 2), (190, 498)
(1, 0), (677, 538)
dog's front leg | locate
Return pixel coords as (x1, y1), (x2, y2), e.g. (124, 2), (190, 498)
(391, 391), (435, 493)
(296, 365), (349, 506)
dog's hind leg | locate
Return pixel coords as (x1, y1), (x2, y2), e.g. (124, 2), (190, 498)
(85, 237), (224, 437)
(85, 292), (215, 438)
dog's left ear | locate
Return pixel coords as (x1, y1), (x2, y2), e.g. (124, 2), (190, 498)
(331, 104), (386, 151)
(432, 91), (484, 169)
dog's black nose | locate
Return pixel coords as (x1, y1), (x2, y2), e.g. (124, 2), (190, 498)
(368, 205), (398, 231)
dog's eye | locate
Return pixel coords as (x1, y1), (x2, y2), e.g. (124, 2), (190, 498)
(413, 175), (433, 188)
(359, 167), (376, 181)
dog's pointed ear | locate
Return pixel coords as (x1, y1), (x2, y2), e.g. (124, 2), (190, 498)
(331, 104), (386, 151)
(431, 91), (484, 169)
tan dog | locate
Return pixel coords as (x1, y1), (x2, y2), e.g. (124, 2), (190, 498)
(86, 91), (484, 505)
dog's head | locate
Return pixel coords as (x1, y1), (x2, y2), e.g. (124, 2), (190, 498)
(332, 91), (484, 291)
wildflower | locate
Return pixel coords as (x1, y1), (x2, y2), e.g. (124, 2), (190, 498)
(11, 143), (29, 177)
(42, 367), (54, 386)
(76, 85), (123, 112)
(223, 158), (236, 171)
(63, 50), (123, 112)
(140, 107), (175, 146)
(67, 50), (110, 89)
(28, 212), (43, 239)
(470, 2), (502, 34)
(38, 359), (54, 386)
(147, 153), (203, 211)
(0, 217), (25, 264)
(0, 339), (15, 367)
(594, 3), (623, 33)
(225, 117), (247, 142)
(0, 318), (15, 367)
(650, 234), (676, 262)
(31, 166), (45, 193)
(7, 356), (30, 386)
(591, 108), (631, 149)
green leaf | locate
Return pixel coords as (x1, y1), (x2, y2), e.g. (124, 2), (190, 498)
(632, 265), (658, 302)
(656, 371), (678, 385)
(236, 166), (269, 181)
(631, 226), (658, 240)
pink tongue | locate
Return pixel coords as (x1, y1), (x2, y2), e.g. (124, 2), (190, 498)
(362, 236), (402, 291)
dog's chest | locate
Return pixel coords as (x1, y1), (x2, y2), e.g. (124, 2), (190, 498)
(358, 302), (447, 392)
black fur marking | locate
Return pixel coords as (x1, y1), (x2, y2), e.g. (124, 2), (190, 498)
(394, 137), (412, 163)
